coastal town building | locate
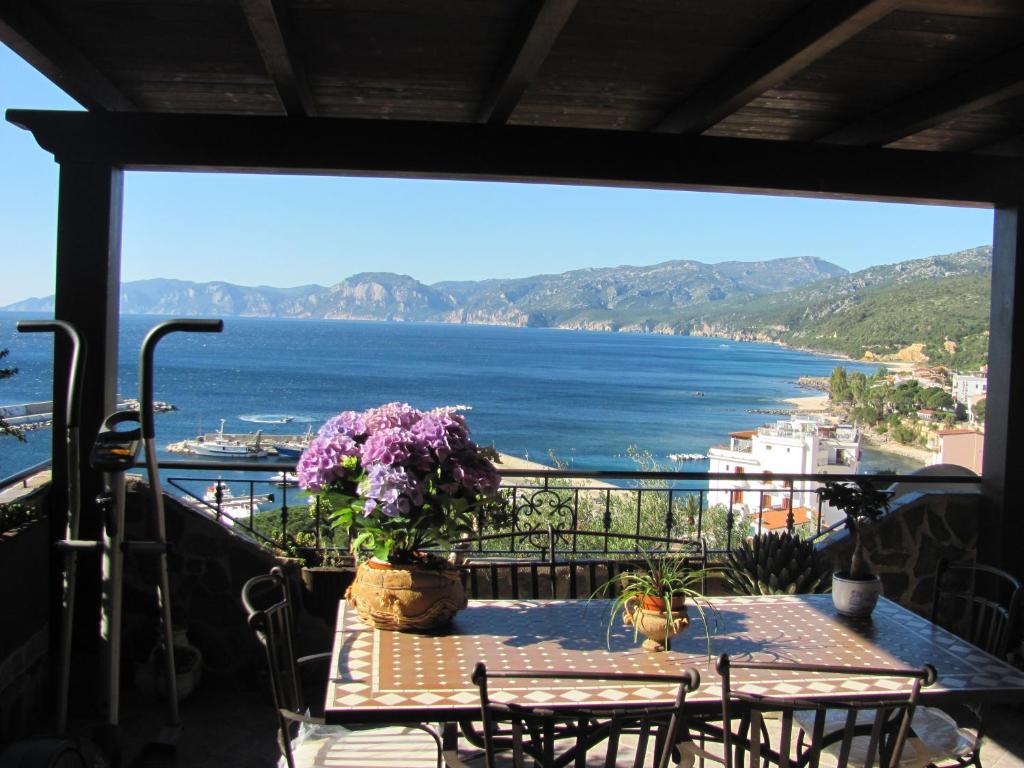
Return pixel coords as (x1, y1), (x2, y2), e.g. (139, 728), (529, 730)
(931, 429), (985, 475)
(707, 415), (861, 532)
(952, 373), (988, 419)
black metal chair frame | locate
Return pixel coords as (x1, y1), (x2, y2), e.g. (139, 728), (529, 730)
(447, 662), (701, 768)
(717, 655), (937, 768)
(242, 567), (442, 768)
(924, 559), (1024, 768)
(454, 529), (708, 600)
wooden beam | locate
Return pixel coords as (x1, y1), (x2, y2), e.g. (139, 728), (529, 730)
(6, 109), (1019, 205)
(477, 0), (578, 125)
(0, 0), (135, 112)
(239, 0), (316, 117)
(51, 162), (123, 668)
(652, 0), (897, 135)
(823, 46), (1024, 147)
(983, 207), (1024, 576)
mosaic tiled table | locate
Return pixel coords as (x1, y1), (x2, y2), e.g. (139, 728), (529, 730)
(325, 595), (1024, 724)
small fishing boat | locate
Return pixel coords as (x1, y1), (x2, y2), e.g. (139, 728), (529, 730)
(188, 419), (268, 458)
(272, 425), (313, 458)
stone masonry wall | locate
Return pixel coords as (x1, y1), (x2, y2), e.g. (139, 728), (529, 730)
(120, 479), (328, 685)
(818, 490), (981, 617)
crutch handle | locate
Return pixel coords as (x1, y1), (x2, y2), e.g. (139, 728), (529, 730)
(139, 319), (223, 437)
(17, 320), (87, 429)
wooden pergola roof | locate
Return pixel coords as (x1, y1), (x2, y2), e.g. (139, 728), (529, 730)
(4, 0), (1024, 169)
(2, 1), (1023, 576)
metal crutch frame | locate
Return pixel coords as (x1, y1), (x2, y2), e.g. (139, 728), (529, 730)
(15, 320), (87, 738)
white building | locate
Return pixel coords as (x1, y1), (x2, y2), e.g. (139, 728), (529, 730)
(952, 373), (987, 416)
(707, 415), (861, 531)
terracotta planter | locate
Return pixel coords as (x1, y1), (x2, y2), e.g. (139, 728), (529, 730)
(623, 598), (690, 651)
(832, 572), (882, 617)
(640, 594), (687, 612)
(346, 558), (467, 631)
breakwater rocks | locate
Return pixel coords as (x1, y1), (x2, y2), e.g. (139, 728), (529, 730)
(748, 408), (793, 415)
(797, 376), (830, 392)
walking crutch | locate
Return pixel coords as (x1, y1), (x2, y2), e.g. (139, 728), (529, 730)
(16, 320), (87, 737)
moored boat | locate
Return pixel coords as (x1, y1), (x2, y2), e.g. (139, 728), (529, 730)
(188, 419), (268, 458)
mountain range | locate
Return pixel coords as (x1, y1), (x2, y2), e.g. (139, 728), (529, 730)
(4, 246), (992, 368)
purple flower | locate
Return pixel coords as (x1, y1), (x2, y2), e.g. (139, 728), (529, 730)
(360, 427), (413, 466)
(297, 434), (359, 492)
(318, 410), (367, 440)
(364, 402), (419, 432)
(360, 464), (423, 517)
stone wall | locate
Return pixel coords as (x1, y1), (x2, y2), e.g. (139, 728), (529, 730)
(818, 490), (981, 617)
(120, 480), (331, 685)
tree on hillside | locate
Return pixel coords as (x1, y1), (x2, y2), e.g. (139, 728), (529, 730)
(829, 367), (852, 403)
(974, 398), (986, 425)
(0, 350), (24, 441)
(922, 387), (954, 411)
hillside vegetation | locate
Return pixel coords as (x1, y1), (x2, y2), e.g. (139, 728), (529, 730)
(4, 246), (992, 368)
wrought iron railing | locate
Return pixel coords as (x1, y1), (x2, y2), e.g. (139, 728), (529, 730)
(152, 460), (983, 561)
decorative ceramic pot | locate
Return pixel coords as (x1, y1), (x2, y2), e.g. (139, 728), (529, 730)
(135, 626), (203, 701)
(346, 557), (467, 631)
(832, 572), (882, 617)
(623, 597), (690, 651)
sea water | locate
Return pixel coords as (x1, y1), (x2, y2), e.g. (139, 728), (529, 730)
(0, 312), (916, 480)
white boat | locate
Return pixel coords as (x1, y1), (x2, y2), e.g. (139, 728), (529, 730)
(189, 420), (268, 458)
(203, 480), (271, 519)
(269, 471), (298, 487)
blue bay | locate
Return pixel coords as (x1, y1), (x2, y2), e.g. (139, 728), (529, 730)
(0, 312), (916, 479)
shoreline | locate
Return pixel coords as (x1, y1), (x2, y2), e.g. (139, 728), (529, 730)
(783, 395), (931, 466)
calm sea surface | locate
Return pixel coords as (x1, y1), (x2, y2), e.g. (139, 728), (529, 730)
(0, 312), (918, 480)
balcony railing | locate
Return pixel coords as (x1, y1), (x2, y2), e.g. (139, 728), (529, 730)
(149, 460), (983, 561)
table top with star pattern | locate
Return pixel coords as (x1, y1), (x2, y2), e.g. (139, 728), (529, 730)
(324, 595), (1024, 724)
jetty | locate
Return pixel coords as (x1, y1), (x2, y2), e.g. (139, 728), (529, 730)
(0, 398), (175, 430)
(167, 430), (311, 457)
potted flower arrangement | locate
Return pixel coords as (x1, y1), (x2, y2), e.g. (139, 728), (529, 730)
(596, 555), (717, 654)
(820, 478), (891, 617)
(297, 402), (502, 631)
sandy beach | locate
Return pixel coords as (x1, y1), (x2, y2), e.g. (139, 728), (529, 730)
(784, 394), (830, 413)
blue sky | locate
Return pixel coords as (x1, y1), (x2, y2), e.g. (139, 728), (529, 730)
(1, 42), (995, 307)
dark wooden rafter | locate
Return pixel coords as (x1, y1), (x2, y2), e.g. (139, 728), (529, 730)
(6, 109), (1019, 206)
(477, 0), (578, 124)
(0, 0), (135, 112)
(653, 0), (898, 135)
(239, 0), (316, 117)
(821, 46), (1024, 147)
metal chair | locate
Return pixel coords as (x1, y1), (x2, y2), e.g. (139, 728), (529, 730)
(242, 567), (442, 768)
(443, 662), (701, 768)
(920, 560), (1024, 768)
(718, 655), (937, 768)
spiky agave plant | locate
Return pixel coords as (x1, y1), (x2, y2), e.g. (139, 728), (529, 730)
(724, 530), (831, 596)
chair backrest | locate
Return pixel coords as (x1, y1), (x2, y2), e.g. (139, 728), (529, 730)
(931, 559), (1024, 658)
(471, 662), (700, 768)
(455, 532), (707, 600)
(241, 567), (307, 729)
(717, 655), (936, 768)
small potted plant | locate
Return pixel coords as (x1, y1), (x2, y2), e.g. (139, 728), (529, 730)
(596, 555), (717, 654)
(820, 479), (890, 616)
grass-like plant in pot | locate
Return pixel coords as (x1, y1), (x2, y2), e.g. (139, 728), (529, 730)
(819, 479), (891, 617)
(595, 554), (718, 655)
